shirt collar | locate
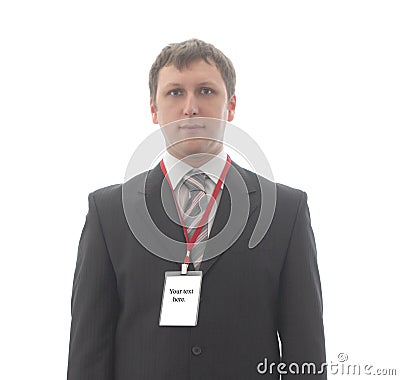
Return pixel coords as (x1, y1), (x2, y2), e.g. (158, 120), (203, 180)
(162, 150), (228, 190)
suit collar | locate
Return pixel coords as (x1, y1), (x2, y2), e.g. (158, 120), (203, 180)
(162, 150), (228, 190)
(137, 159), (260, 276)
(142, 159), (258, 195)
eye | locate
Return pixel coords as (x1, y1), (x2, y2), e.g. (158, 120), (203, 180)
(200, 87), (213, 95)
(168, 89), (183, 96)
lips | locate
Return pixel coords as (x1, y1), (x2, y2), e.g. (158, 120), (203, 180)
(179, 124), (205, 130)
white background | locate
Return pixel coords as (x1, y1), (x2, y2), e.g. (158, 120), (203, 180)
(1, 0), (399, 378)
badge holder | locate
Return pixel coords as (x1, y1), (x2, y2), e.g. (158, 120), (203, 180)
(159, 270), (202, 326)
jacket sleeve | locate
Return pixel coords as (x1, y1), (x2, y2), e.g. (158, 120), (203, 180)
(67, 193), (119, 380)
(277, 191), (327, 379)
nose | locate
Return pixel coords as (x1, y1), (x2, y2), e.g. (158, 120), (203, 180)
(183, 93), (198, 117)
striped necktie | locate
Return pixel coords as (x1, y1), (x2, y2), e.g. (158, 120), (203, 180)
(182, 170), (208, 269)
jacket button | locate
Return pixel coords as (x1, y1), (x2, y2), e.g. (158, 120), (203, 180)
(191, 346), (202, 356)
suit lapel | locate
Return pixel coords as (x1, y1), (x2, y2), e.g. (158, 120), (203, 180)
(128, 164), (186, 268)
(144, 164), (185, 246)
(199, 161), (260, 276)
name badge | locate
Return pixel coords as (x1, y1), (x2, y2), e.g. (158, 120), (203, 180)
(159, 271), (202, 326)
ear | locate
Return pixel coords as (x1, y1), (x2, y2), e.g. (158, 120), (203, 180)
(150, 98), (158, 124)
(227, 95), (236, 122)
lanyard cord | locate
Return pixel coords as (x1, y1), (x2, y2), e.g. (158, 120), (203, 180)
(160, 155), (232, 273)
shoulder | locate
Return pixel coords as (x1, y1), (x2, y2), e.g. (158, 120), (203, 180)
(87, 170), (150, 209)
(234, 164), (308, 230)
(235, 163), (306, 204)
(90, 183), (122, 201)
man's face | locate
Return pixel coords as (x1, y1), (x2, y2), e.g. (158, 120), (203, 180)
(150, 59), (236, 159)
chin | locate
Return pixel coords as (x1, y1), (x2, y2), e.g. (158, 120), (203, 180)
(172, 140), (221, 158)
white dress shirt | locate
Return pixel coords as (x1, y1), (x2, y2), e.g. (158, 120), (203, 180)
(162, 150), (228, 236)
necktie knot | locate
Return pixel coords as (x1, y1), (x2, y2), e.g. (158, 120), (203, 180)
(182, 170), (208, 221)
(183, 170), (206, 193)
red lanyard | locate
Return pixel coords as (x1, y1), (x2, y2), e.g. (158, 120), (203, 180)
(160, 155), (231, 271)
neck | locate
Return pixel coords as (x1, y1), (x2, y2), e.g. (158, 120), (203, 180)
(167, 146), (223, 168)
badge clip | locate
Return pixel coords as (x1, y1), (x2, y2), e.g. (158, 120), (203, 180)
(181, 251), (190, 275)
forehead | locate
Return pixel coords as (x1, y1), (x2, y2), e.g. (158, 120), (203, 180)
(157, 59), (224, 87)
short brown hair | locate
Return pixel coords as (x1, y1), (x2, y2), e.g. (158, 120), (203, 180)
(149, 38), (236, 106)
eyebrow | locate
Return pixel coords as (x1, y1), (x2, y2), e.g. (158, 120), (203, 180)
(198, 81), (217, 86)
(162, 82), (181, 88)
(161, 81), (218, 88)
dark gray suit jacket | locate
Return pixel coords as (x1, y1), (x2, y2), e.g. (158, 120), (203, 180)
(67, 161), (326, 379)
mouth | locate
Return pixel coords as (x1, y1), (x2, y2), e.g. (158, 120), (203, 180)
(178, 124), (206, 130)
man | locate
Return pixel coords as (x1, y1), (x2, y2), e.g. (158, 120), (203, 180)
(67, 39), (327, 379)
